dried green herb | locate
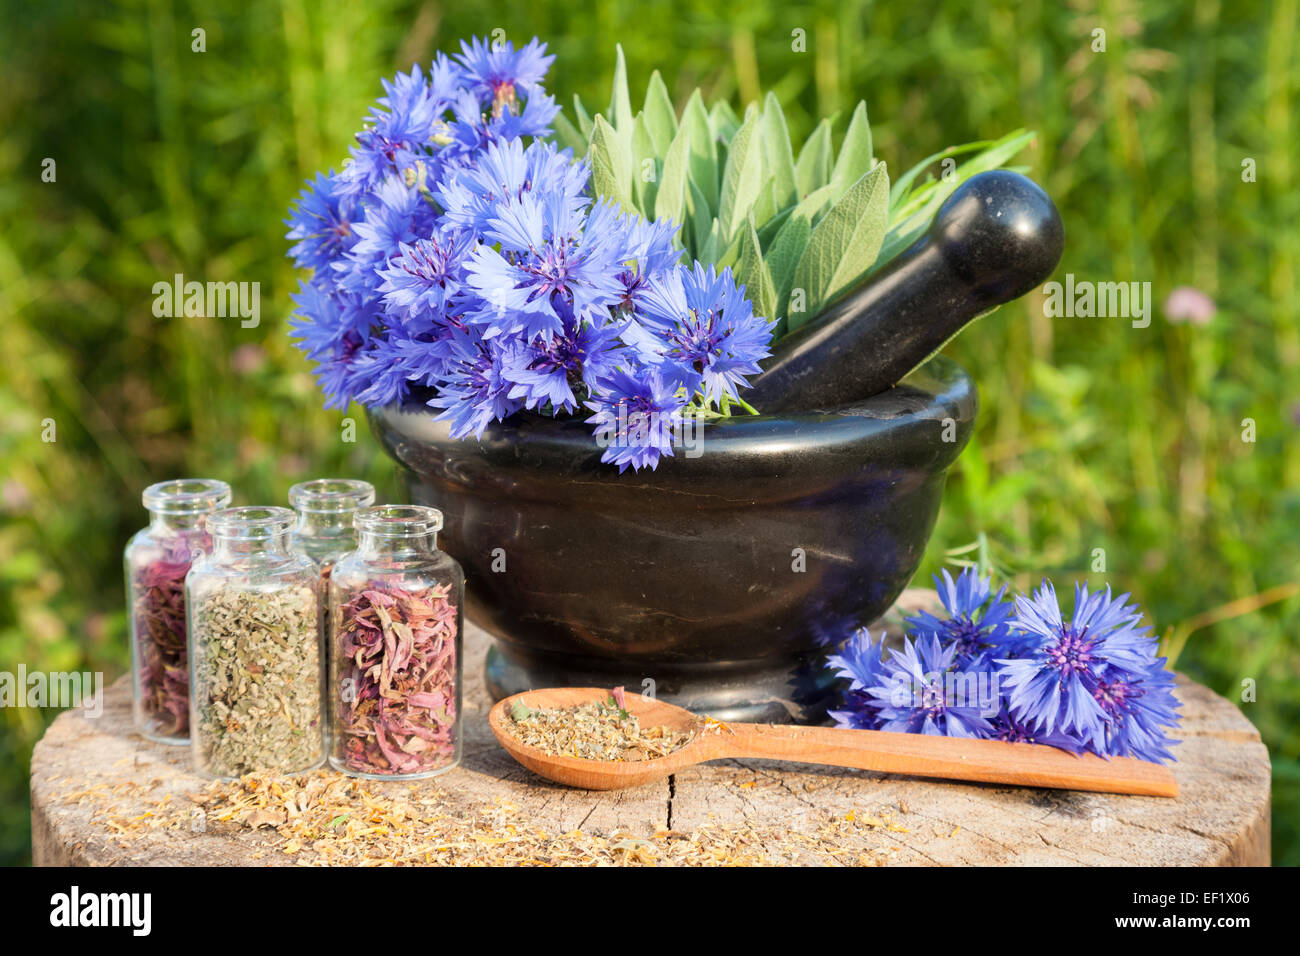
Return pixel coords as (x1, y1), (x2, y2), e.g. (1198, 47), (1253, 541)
(190, 585), (323, 777)
(504, 689), (696, 762)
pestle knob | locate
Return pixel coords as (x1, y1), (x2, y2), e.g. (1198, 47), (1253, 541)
(745, 170), (1065, 412)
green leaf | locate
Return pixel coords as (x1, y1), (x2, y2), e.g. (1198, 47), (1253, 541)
(551, 110), (586, 155)
(709, 99), (741, 142)
(572, 95), (594, 140)
(588, 115), (634, 211)
(761, 92), (798, 207)
(681, 91), (718, 214)
(750, 179), (779, 231)
(736, 217), (778, 323)
(789, 161), (890, 328)
(767, 182), (835, 314)
(829, 101), (873, 202)
(873, 130), (1036, 273)
(642, 70), (677, 154)
(755, 205), (793, 247)
(795, 120), (833, 197)
(717, 108), (765, 245)
(654, 116), (692, 227)
(686, 179), (714, 260)
(607, 44), (634, 143)
(631, 112), (658, 215)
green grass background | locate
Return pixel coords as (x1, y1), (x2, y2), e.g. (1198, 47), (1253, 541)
(1, 0), (1296, 865)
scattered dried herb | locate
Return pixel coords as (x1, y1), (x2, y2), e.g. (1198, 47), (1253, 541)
(334, 584), (459, 776)
(191, 585), (323, 777)
(132, 556), (194, 738)
(504, 689), (697, 762)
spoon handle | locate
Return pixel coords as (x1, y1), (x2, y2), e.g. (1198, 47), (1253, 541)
(710, 723), (1177, 797)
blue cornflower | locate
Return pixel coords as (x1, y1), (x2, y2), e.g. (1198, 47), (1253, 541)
(1088, 663), (1181, 763)
(502, 307), (625, 414)
(425, 326), (524, 439)
(905, 568), (1022, 666)
(340, 176), (431, 296)
(378, 229), (474, 327)
(627, 262), (775, 405)
(584, 367), (688, 472)
(288, 280), (376, 410)
(826, 627), (890, 731)
(465, 190), (624, 342)
(454, 36), (555, 111)
(339, 64), (444, 197)
(862, 633), (998, 738)
(998, 580), (1181, 762)
(285, 172), (357, 273)
(437, 138), (586, 236)
(989, 704), (1089, 752)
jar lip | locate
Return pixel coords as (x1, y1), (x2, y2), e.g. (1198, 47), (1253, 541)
(354, 504), (443, 537)
(288, 478), (376, 514)
(207, 506), (297, 539)
(142, 479), (232, 515)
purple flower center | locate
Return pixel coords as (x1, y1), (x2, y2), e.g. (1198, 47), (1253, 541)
(1045, 626), (1096, 677)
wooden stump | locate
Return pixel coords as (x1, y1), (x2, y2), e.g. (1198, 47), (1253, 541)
(31, 591), (1270, 866)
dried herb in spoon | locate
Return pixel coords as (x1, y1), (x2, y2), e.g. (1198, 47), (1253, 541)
(504, 689), (697, 762)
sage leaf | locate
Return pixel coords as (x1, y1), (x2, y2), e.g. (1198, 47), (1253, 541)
(682, 90), (718, 214)
(607, 44), (635, 146)
(654, 116), (692, 227)
(552, 109), (587, 155)
(761, 91), (798, 207)
(767, 182), (835, 313)
(829, 101), (873, 202)
(750, 179), (780, 231)
(795, 119), (833, 197)
(756, 205), (793, 247)
(588, 115), (634, 212)
(709, 99), (742, 142)
(789, 161), (889, 328)
(718, 107), (765, 245)
(687, 178), (714, 260)
(736, 217), (778, 324)
(631, 112), (658, 216)
(572, 94), (594, 140)
(642, 70), (678, 154)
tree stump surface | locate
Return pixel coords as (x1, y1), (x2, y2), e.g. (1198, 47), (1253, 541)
(31, 590), (1270, 866)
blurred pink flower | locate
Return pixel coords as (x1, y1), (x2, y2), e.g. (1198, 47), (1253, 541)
(1163, 286), (1215, 325)
(231, 343), (267, 374)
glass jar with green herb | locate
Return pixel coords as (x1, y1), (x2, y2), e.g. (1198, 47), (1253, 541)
(125, 478), (232, 744)
(329, 505), (463, 779)
(187, 506), (324, 778)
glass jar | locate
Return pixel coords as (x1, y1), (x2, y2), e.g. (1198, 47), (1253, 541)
(329, 505), (463, 779)
(186, 507), (324, 778)
(125, 478), (231, 744)
(288, 478), (376, 573)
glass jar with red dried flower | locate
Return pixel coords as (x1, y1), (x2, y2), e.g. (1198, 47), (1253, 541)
(124, 478), (231, 743)
(328, 505), (463, 779)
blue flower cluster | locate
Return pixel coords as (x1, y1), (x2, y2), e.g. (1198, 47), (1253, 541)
(827, 569), (1182, 763)
(285, 36), (776, 470)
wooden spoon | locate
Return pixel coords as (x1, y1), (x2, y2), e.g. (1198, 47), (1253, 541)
(488, 687), (1178, 798)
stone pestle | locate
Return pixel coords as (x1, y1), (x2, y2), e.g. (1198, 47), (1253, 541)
(744, 169), (1065, 412)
